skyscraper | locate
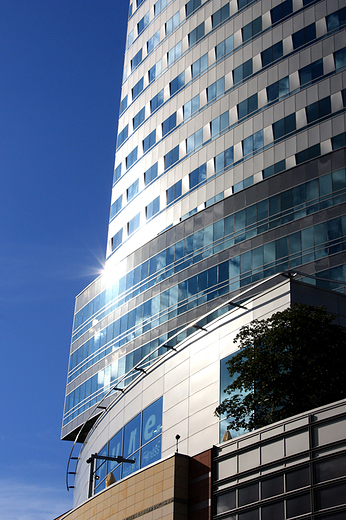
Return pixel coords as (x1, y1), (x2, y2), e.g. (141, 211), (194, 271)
(62, 0), (346, 509)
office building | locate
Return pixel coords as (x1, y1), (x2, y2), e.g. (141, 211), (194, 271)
(61, 0), (346, 512)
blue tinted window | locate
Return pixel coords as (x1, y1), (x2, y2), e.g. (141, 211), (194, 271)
(113, 164), (121, 185)
(137, 12), (149, 35)
(120, 95), (127, 115)
(126, 30), (134, 49)
(162, 113), (176, 137)
(142, 398), (162, 444)
(326, 7), (346, 32)
(186, 128), (203, 153)
(131, 49), (142, 71)
(166, 12), (179, 35)
(112, 229), (123, 251)
(117, 125), (128, 148)
(273, 114), (296, 140)
(242, 16), (261, 42)
(192, 53), (208, 77)
(271, 0), (292, 24)
(233, 59), (252, 84)
(185, 0), (201, 17)
(133, 107), (145, 130)
(216, 35), (234, 59)
(170, 72), (185, 95)
(212, 4), (229, 28)
(141, 436), (161, 469)
(189, 164), (206, 189)
(184, 95), (199, 119)
(242, 130), (263, 156)
(128, 213), (140, 235)
(148, 59), (162, 83)
(335, 47), (346, 70)
(110, 195), (122, 220)
(211, 111), (229, 136)
(126, 147), (138, 169)
(215, 147), (234, 173)
(127, 179), (139, 201)
(299, 59), (323, 86)
(261, 41), (283, 67)
(207, 77), (225, 101)
(144, 162), (158, 185)
(143, 129), (156, 153)
(146, 196), (160, 219)
(189, 22), (204, 46)
(150, 89), (164, 112)
(237, 94), (258, 119)
(167, 180), (182, 204)
(154, 0), (166, 15)
(167, 41), (182, 65)
(293, 23), (316, 49)
(267, 77), (289, 103)
(306, 96), (331, 124)
(164, 145), (179, 170)
(147, 30), (160, 53)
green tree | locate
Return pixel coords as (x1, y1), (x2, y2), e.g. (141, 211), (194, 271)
(215, 303), (346, 431)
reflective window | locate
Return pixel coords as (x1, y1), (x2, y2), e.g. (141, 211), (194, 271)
(326, 7), (346, 33)
(133, 107), (145, 130)
(211, 111), (229, 137)
(237, 94), (257, 119)
(299, 58), (323, 86)
(189, 22), (204, 46)
(146, 196), (160, 220)
(167, 180), (182, 204)
(127, 179), (139, 202)
(164, 145), (179, 170)
(183, 95), (199, 119)
(137, 12), (149, 35)
(186, 128), (203, 153)
(126, 147), (138, 169)
(170, 72), (184, 96)
(167, 41), (182, 65)
(216, 35), (234, 59)
(112, 229), (123, 251)
(144, 162), (158, 185)
(148, 59), (162, 83)
(128, 213), (140, 235)
(207, 77), (225, 101)
(113, 163), (121, 185)
(242, 130), (263, 156)
(216, 490), (236, 514)
(143, 129), (156, 153)
(189, 164), (206, 189)
(215, 147), (234, 173)
(212, 4), (229, 28)
(334, 46), (346, 70)
(296, 144), (321, 165)
(262, 502), (284, 520)
(150, 89), (164, 113)
(262, 475), (284, 498)
(233, 59), (252, 84)
(117, 124), (128, 148)
(192, 53), (208, 78)
(293, 23), (316, 49)
(131, 49), (142, 71)
(162, 113), (176, 137)
(287, 493), (310, 518)
(242, 16), (261, 42)
(272, 114), (296, 140)
(261, 41), (283, 67)
(126, 29), (133, 49)
(306, 96), (331, 124)
(147, 30), (160, 53)
(185, 0), (201, 17)
(120, 95), (127, 115)
(267, 76), (289, 103)
(154, 0), (166, 16)
(166, 11), (179, 35)
(271, 0), (292, 24)
(110, 195), (122, 220)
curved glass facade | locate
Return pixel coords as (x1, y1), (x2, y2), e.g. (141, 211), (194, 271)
(62, 0), (346, 442)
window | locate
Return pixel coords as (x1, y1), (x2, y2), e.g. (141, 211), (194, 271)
(126, 30), (134, 49)
(242, 130), (263, 156)
(183, 95), (199, 119)
(242, 16), (261, 42)
(132, 78), (143, 101)
(164, 146), (179, 170)
(113, 164), (121, 185)
(186, 128), (203, 153)
(147, 30), (160, 53)
(185, 0), (201, 17)
(154, 0), (166, 16)
(233, 59), (252, 84)
(215, 147), (234, 173)
(271, 0), (292, 24)
(167, 41), (182, 65)
(238, 0), (252, 8)
(128, 213), (140, 235)
(131, 49), (142, 71)
(112, 229), (123, 251)
(272, 114), (296, 140)
(120, 95), (127, 115)
(192, 53), (208, 77)
(136, 0), (144, 7)
(189, 163), (206, 189)
(150, 89), (164, 112)
(166, 12), (179, 35)
(263, 159), (286, 179)
(267, 76), (289, 103)
(189, 22), (204, 46)
(299, 59), (323, 87)
(334, 47), (346, 70)
(216, 35), (233, 59)
(128, 3), (133, 19)
(126, 147), (138, 169)
(166, 180), (182, 204)
(144, 162), (158, 185)
(117, 125), (128, 148)
(306, 96), (331, 124)
(137, 12), (149, 35)
(207, 77), (225, 101)
(212, 4), (229, 29)
(292, 23), (316, 50)
(146, 197), (160, 219)
(143, 129), (156, 153)
(211, 111), (229, 137)
(110, 195), (122, 220)
(296, 144), (321, 165)
(148, 59), (162, 83)
(127, 179), (139, 201)
(237, 94), (258, 120)
(261, 41), (283, 67)
(133, 107), (145, 130)
(332, 132), (346, 150)
(326, 7), (346, 32)
(162, 113), (176, 137)
(170, 72), (184, 95)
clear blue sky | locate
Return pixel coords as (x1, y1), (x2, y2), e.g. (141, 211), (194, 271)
(0, 2), (127, 518)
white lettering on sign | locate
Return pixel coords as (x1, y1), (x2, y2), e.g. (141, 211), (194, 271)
(144, 414), (156, 442)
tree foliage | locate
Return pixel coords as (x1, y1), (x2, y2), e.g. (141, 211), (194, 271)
(215, 303), (346, 431)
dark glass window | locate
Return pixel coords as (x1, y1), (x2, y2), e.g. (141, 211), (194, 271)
(216, 490), (236, 514)
(143, 129), (156, 153)
(299, 58), (323, 86)
(144, 162), (158, 185)
(164, 145), (179, 170)
(185, 0), (201, 17)
(207, 77), (225, 101)
(261, 475), (284, 498)
(120, 95), (127, 115)
(287, 493), (311, 517)
(315, 454), (346, 482)
(132, 77), (143, 100)
(271, 0), (292, 23)
(162, 113), (176, 137)
(239, 510), (258, 520)
(306, 96), (331, 124)
(189, 22), (204, 46)
(189, 164), (206, 189)
(326, 7), (346, 32)
(133, 107), (145, 130)
(286, 466), (310, 491)
(238, 94), (258, 119)
(148, 60), (162, 83)
(146, 196), (160, 219)
(262, 501), (284, 520)
(272, 114), (296, 140)
(131, 49), (142, 71)
(166, 180), (182, 204)
(150, 89), (164, 113)
(267, 76), (289, 103)
(332, 132), (346, 150)
(212, 4), (229, 28)
(261, 41), (283, 67)
(242, 130), (263, 155)
(293, 23), (316, 49)
(296, 144), (321, 164)
(192, 53), (208, 77)
(334, 46), (346, 70)
(239, 483), (258, 506)
(242, 16), (262, 42)
(233, 59), (252, 84)
(170, 72), (185, 95)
